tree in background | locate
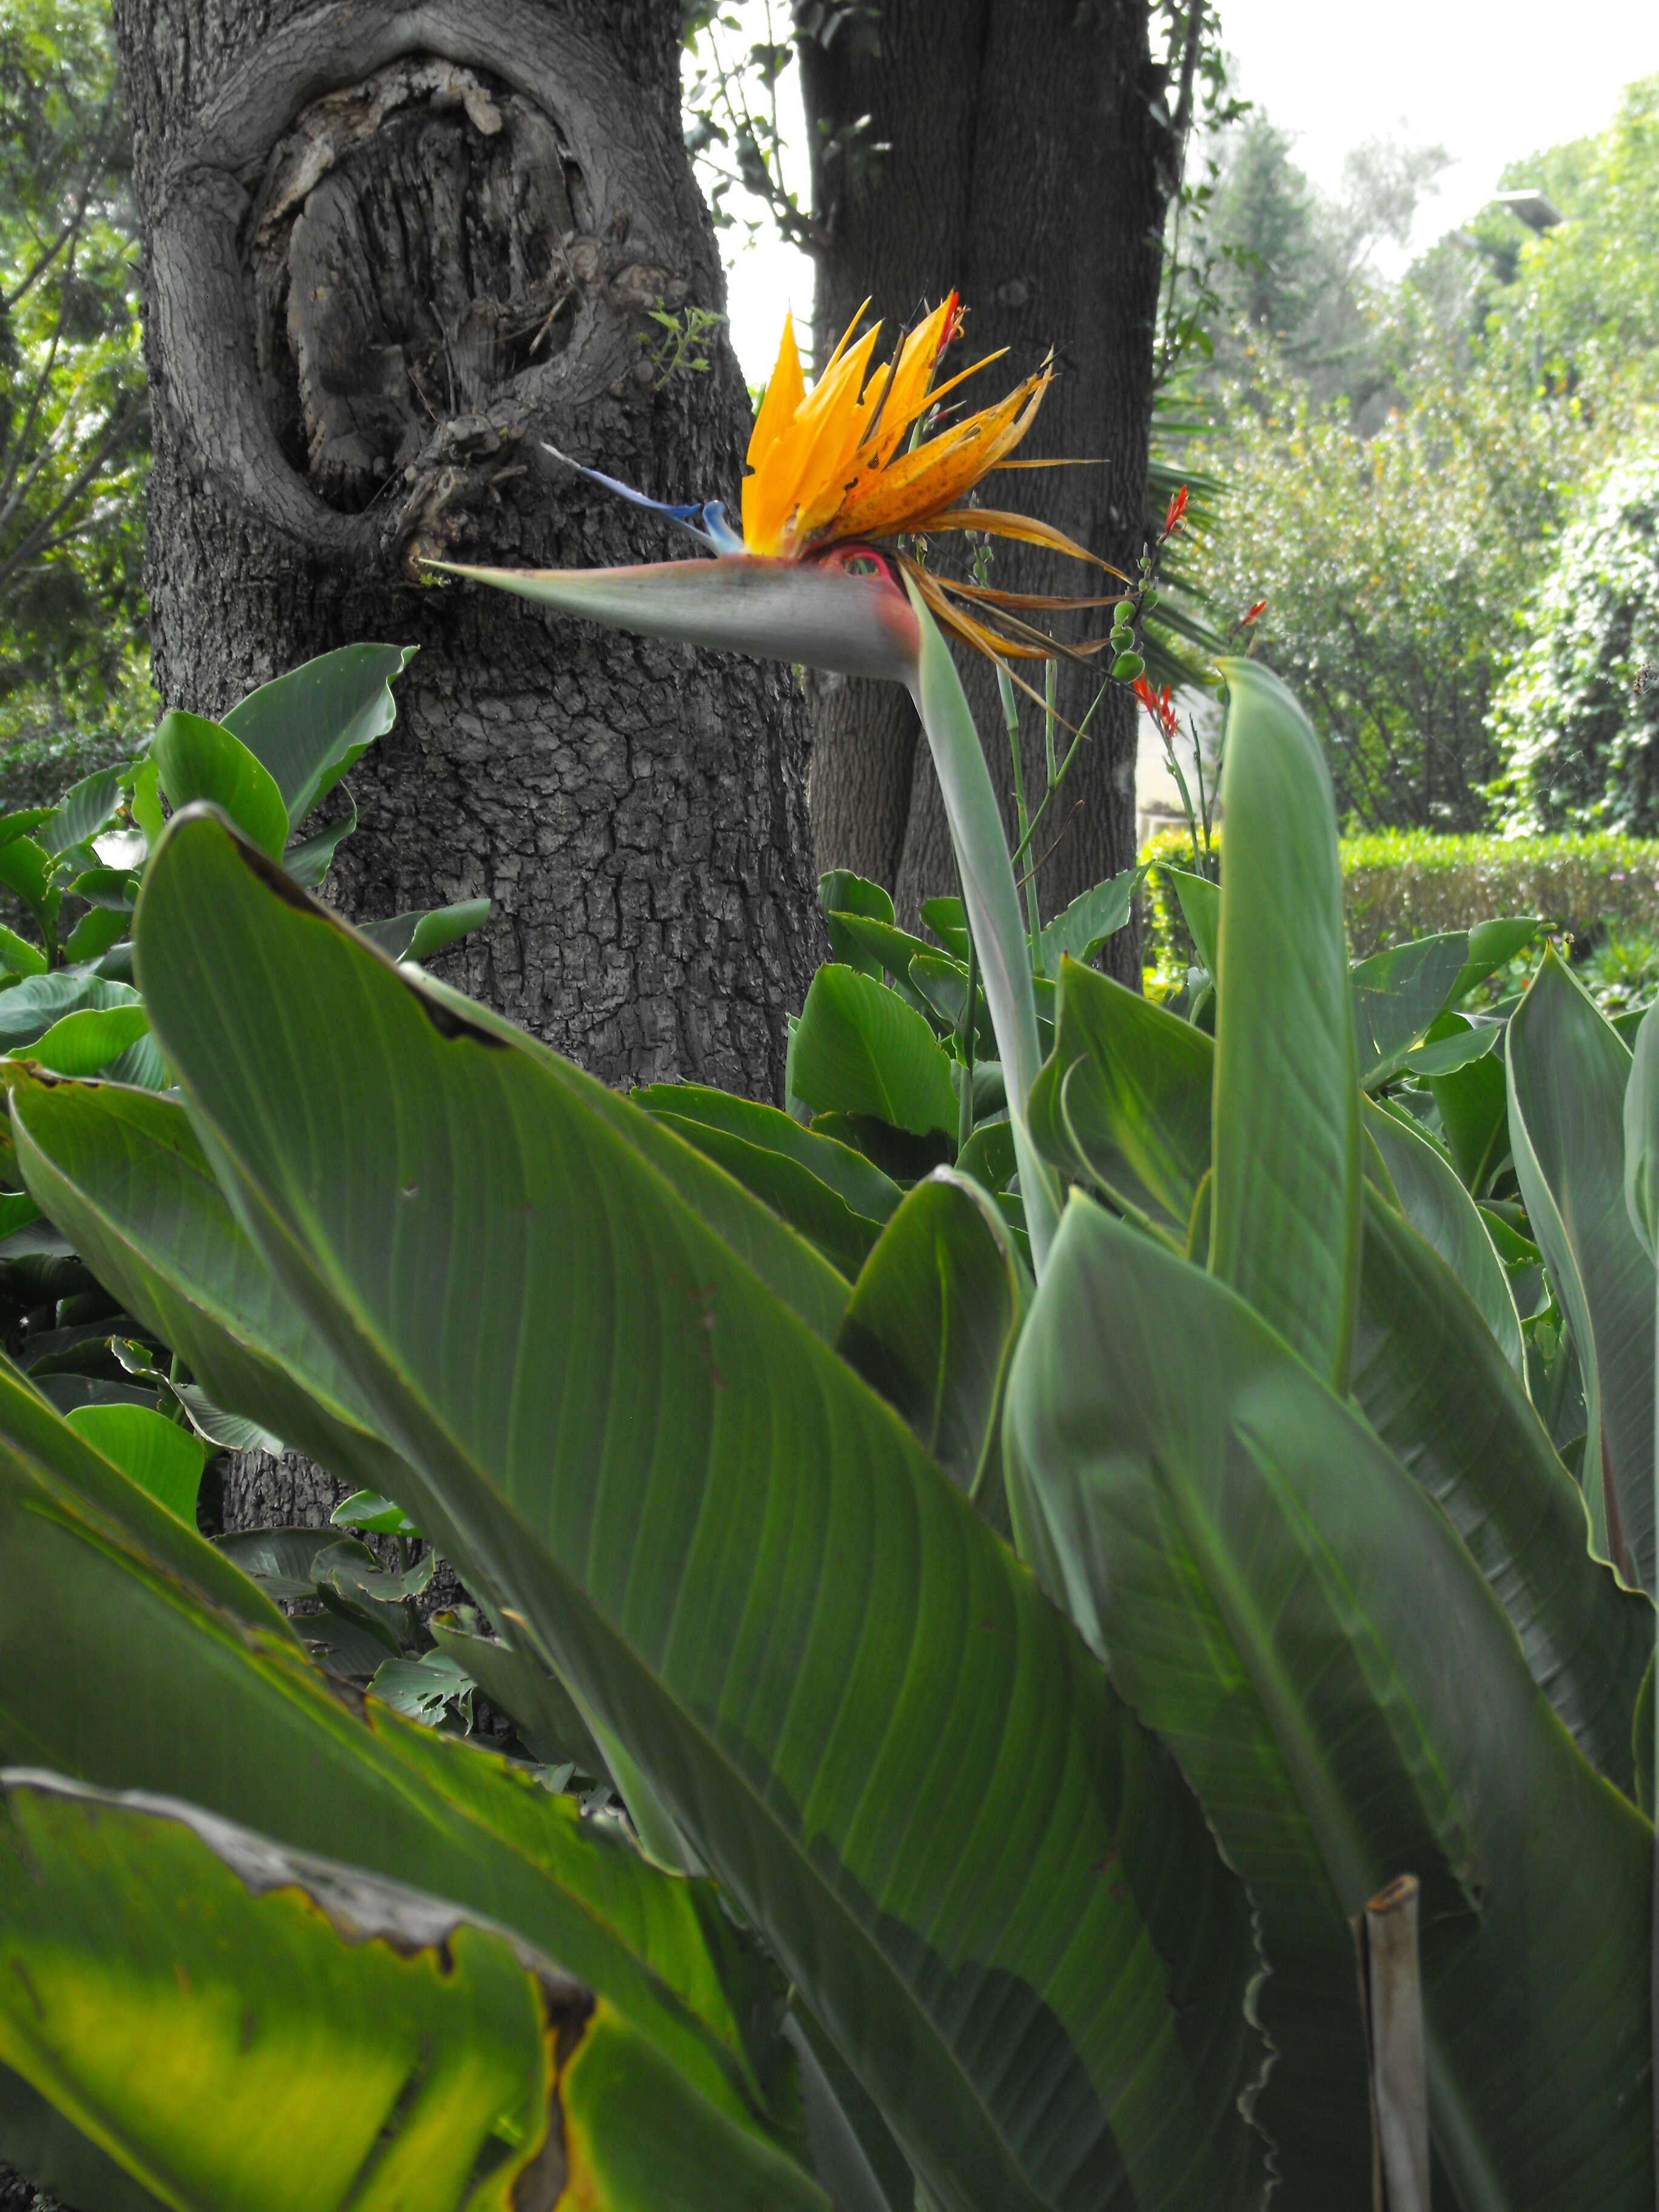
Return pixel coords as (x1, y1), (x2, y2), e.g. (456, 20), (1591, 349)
(687, 0), (1228, 979)
(1185, 113), (1449, 422)
(1194, 329), (1591, 828)
(110, 0), (820, 1099)
(0, 0), (148, 798)
(1490, 438), (1659, 834)
(1187, 75), (1659, 833)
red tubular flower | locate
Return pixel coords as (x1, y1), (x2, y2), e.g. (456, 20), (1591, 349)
(1162, 484), (1189, 538)
(1133, 673), (1179, 742)
(935, 290), (965, 357)
(1241, 598), (1267, 626)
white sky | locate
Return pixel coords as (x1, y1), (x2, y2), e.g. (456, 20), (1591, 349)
(708, 0), (1659, 383)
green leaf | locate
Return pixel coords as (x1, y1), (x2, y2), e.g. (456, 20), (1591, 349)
(43, 767), (122, 857)
(368, 1649), (476, 1729)
(817, 870), (893, 927)
(1210, 657), (1359, 1390)
(0, 1773), (820, 2212)
(905, 951), (992, 1050)
(1364, 1098), (1525, 1378)
(12, 1004), (149, 1077)
(152, 711), (290, 862)
(129, 760), (163, 856)
(61, 907), (129, 965)
(1350, 932), (1469, 1088)
(1430, 1049), (1510, 1195)
(8, 1076), (488, 1576)
(823, 907), (939, 987)
(8, 1058), (846, 1571)
(221, 643), (416, 830)
(789, 965), (960, 1138)
(358, 897), (492, 964)
(0, 1194), (38, 1239)
(1160, 864), (1219, 977)
(635, 1100), (888, 1277)
(215, 1524), (372, 1602)
(1449, 917), (1541, 1005)
(1623, 1004), (1659, 1258)
(0, 1363), (809, 2141)
(1396, 1014), (1499, 1079)
(66, 864), (139, 911)
(66, 1403), (207, 1526)
(0, 837), (58, 935)
(0, 809), (52, 849)
(0, 925), (45, 977)
(905, 580), (1061, 1269)
(834, 1170), (1031, 1535)
(283, 796), (357, 889)
(1036, 865), (1144, 975)
(634, 1085), (901, 1228)
(1027, 964), (1635, 1778)
(133, 806), (1269, 2212)
(332, 1487), (423, 1537)
(1006, 1196), (1652, 2210)
(1028, 957), (1211, 1238)
(956, 1116), (1016, 1193)
(173, 1384), (285, 1455)
(1507, 947), (1654, 1592)
(1352, 1182), (1652, 1795)
(429, 1621), (609, 1778)
(919, 896), (970, 961)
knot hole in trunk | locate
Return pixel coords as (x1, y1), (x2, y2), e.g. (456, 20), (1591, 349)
(246, 56), (595, 514)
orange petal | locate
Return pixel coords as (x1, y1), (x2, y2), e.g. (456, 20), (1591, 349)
(746, 317), (806, 474)
(828, 374), (1048, 541)
(925, 508), (1127, 576)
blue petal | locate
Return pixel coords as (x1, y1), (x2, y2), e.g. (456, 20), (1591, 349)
(543, 444), (737, 554)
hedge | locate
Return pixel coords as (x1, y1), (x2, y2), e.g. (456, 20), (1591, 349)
(1139, 826), (1659, 982)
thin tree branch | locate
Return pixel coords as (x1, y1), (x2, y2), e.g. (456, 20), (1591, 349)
(0, 397), (142, 597)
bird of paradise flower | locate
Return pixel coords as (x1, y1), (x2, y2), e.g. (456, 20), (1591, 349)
(434, 293), (1141, 1270)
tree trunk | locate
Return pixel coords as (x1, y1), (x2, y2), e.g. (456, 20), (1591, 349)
(799, 0), (1179, 985)
(112, 0), (823, 1096)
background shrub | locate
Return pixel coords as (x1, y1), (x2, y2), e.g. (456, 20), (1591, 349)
(1140, 825), (1659, 980)
(1489, 438), (1659, 834)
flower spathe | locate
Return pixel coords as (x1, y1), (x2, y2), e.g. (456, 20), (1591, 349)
(452, 295), (1124, 688)
(432, 290), (1078, 1268)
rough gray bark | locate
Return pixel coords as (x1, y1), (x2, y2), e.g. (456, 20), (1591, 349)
(799, 0), (1183, 985)
(113, 0), (824, 1092)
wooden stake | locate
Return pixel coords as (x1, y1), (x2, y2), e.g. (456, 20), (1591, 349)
(1354, 1873), (1430, 2212)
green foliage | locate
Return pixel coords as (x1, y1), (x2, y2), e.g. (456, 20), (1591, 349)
(1480, 75), (1659, 401)
(0, 642), (491, 1455)
(7, 443), (1659, 2212)
(0, 0), (149, 757)
(0, 621), (1655, 2207)
(1141, 824), (1659, 981)
(1191, 337), (1589, 828)
(1489, 437), (1659, 834)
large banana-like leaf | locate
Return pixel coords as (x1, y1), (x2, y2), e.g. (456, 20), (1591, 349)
(834, 1168), (1031, 1537)
(0, 1357), (797, 2140)
(1025, 956), (1650, 1791)
(0, 1771), (820, 2212)
(1005, 1196), (1653, 2211)
(1209, 660), (1360, 1390)
(1352, 1188), (1650, 1795)
(7, 1070), (504, 1604)
(1364, 1100), (1526, 1380)
(1508, 949), (1655, 1593)
(130, 808), (1268, 2212)
(220, 642), (415, 831)
(1027, 958), (1211, 1242)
